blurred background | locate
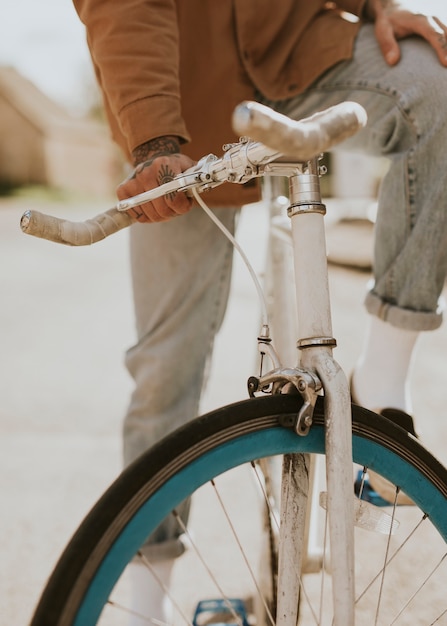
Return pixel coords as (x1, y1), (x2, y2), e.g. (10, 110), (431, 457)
(1, 1), (447, 624)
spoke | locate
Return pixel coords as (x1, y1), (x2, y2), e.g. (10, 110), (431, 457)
(355, 514), (428, 604)
(211, 477), (276, 626)
(429, 607), (447, 625)
(357, 466), (368, 500)
(318, 509), (329, 625)
(390, 552), (447, 625)
(106, 599), (166, 625)
(104, 544), (194, 626)
(251, 460), (281, 533)
(374, 490), (400, 625)
(137, 548), (194, 626)
(172, 510), (245, 626)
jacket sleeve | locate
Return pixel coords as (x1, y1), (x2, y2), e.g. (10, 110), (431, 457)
(73, 0), (190, 157)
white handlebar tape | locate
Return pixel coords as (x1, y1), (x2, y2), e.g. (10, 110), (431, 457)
(232, 101), (367, 161)
(20, 208), (134, 246)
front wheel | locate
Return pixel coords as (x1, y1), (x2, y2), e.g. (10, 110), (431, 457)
(31, 394), (447, 625)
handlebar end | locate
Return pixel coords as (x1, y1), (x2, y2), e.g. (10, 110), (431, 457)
(232, 102), (254, 136)
(20, 210), (32, 233)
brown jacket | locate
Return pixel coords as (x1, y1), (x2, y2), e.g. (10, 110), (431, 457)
(74, 0), (364, 205)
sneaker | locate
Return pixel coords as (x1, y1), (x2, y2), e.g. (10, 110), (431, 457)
(379, 407), (418, 438)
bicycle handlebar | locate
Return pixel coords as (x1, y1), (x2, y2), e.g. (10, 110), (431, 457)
(20, 101), (366, 246)
(232, 100), (367, 161)
(20, 207), (134, 246)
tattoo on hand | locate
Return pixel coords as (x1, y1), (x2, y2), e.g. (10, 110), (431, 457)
(157, 163), (175, 185)
(157, 163), (177, 200)
(132, 136), (181, 166)
(128, 136), (182, 200)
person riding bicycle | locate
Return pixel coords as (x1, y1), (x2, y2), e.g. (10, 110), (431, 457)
(72, 0), (447, 622)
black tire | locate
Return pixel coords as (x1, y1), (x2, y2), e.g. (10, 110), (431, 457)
(31, 394), (447, 625)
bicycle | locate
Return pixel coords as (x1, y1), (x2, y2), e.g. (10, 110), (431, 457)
(21, 101), (447, 625)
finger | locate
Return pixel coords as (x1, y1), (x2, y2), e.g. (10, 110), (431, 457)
(426, 16), (447, 66)
(375, 14), (401, 65)
(148, 195), (185, 221)
(163, 188), (193, 214)
(117, 162), (174, 222)
(150, 155), (193, 216)
(120, 185), (186, 223)
(390, 12), (447, 67)
(130, 201), (169, 223)
(117, 154), (195, 222)
(116, 177), (162, 223)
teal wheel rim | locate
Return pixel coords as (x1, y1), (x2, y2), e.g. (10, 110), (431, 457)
(74, 423), (447, 625)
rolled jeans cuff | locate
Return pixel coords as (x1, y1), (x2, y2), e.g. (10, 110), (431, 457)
(365, 291), (444, 331)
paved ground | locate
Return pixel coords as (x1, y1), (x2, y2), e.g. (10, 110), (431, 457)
(1, 195), (446, 625)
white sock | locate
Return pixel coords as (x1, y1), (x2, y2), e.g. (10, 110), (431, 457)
(352, 315), (419, 414)
(128, 559), (174, 626)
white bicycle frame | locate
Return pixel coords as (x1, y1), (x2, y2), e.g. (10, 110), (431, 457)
(20, 100), (367, 625)
(255, 159), (354, 626)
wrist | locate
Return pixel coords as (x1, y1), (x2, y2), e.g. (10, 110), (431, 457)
(132, 136), (181, 166)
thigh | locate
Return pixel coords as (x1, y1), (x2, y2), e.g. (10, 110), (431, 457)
(128, 206), (237, 341)
(123, 206), (238, 463)
(266, 24), (447, 157)
(270, 24), (447, 327)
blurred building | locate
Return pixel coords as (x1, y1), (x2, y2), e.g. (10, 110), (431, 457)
(0, 66), (122, 196)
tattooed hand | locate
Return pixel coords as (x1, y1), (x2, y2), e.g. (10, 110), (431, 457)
(117, 136), (196, 223)
(362, 0), (447, 67)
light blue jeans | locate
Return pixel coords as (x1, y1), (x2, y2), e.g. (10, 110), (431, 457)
(124, 24), (447, 559)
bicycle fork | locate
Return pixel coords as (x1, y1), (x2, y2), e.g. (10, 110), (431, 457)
(273, 159), (355, 626)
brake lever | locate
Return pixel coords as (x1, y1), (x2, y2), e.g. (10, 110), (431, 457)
(116, 137), (272, 213)
(115, 173), (205, 212)
(116, 154), (227, 212)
